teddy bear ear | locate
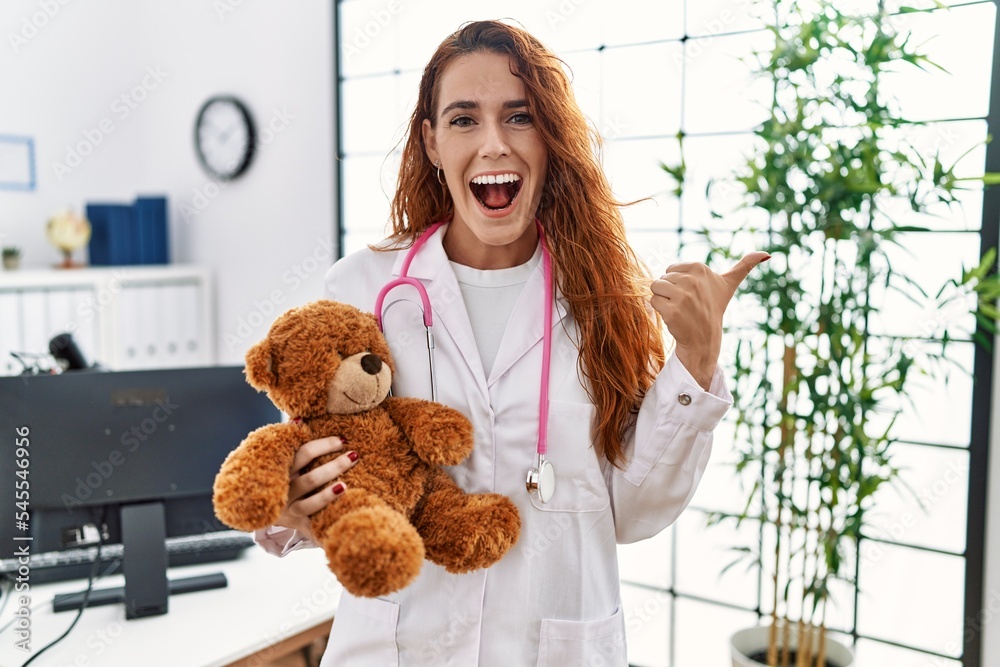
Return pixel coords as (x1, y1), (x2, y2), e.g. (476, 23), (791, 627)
(244, 340), (276, 390)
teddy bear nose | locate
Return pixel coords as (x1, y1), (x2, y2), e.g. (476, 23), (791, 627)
(361, 354), (383, 375)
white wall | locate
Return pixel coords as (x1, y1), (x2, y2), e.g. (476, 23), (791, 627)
(0, 0), (335, 365)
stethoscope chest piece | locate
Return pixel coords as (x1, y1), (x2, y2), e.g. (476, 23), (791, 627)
(526, 456), (555, 504)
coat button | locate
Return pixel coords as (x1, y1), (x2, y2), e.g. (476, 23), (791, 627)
(677, 392), (692, 406)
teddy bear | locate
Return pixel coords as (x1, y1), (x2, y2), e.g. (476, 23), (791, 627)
(212, 299), (521, 598)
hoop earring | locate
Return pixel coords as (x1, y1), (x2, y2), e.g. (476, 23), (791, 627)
(435, 159), (445, 185)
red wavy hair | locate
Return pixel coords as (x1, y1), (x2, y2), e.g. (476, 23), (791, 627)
(386, 20), (665, 467)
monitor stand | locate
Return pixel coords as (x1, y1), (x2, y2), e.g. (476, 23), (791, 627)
(52, 502), (228, 618)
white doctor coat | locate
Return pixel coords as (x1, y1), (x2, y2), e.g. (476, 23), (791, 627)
(257, 223), (732, 666)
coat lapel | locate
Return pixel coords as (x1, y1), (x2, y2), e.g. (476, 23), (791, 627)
(391, 225), (489, 396)
(486, 256), (569, 387)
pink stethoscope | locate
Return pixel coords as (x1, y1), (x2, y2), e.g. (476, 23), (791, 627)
(374, 220), (556, 503)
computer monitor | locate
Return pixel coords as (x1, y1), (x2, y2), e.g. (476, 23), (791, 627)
(0, 365), (280, 618)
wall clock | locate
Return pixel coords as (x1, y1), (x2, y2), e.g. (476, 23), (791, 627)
(194, 95), (256, 181)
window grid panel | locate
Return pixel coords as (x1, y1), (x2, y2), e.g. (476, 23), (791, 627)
(335, 2), (996, 664)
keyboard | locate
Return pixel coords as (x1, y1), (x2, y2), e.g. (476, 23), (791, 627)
(0, 530), (256, 585)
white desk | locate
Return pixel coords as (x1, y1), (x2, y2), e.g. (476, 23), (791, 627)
(0, 546), (339, 667)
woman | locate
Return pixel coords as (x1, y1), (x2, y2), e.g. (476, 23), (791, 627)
(257, 19), (766, 665)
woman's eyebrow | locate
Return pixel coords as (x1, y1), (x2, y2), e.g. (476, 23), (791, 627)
(440, 99), (529, 116)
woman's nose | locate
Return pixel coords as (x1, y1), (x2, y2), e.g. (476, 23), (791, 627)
(480, 121), (509, 159)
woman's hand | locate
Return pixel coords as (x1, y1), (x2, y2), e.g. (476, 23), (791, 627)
(650, 253), (770, 390)
(274, 436), (358, 542)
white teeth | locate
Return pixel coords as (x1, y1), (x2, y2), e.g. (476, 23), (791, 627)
(471, 173), (521, 185)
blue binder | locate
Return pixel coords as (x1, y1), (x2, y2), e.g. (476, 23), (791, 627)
(133, 196), (168, 265)
(86, 196), (169, 266)
(86, 203), (134, 266)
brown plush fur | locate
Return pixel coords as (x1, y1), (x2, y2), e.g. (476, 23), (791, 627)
(213, 300), (521, 598)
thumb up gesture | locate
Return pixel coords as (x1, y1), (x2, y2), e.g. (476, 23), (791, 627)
(650, 252), (770, 390)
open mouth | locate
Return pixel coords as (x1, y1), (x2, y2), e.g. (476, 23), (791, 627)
(469, 173), (522, 211)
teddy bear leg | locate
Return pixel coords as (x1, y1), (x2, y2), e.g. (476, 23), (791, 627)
(312, 488), (425, 598)
(413, 471), (521, 574)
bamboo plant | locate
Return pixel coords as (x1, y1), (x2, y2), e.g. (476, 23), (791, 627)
(663, 1), (1000, 665)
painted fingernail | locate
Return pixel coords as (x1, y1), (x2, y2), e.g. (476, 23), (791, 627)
(332, 482), (346, 495)
(762, 255), (771, 262)
(339, 437), (349, 445)
(347, 451), (359, 462)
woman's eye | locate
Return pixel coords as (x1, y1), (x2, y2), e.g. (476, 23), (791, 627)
(509, 112), (532, 125)
(449, 115), (474, 127)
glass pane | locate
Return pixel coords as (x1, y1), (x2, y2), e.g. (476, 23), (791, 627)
(686, 0), (768, 37)
(675, 509), (759, 608)
(673, 597), (760, 667)
(604, 137), (679, 211)
(602, 43), (683, 139)
(559, 50), (602, 131)
(855, 638), (961, 667)
(857, 542), (965, 657)
(867, 232), (982, 341)
(680, 132), (763, 233)
(619, 522), (672, 588)
(512, 0), (604, 53)
(863, 340), (974, 449)
(622, 583), (671, 667)
(341, 154), (397, 239)
(343, 228), (390, 257)
(602, 0), (684, 46)
(341, 74), (405, 155)
(880, 3), (996, 122)
(683, 31), (772, 134)
(396, 1), (462, 75)
(626, 229), (681, 276)
(877, 120), (989, 234)
(688, 419), (770, 518)
(864, 443), (969, 553)
(339, 0), (400, 78)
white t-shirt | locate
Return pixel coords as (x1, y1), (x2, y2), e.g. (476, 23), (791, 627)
(449, 244), (542, 376)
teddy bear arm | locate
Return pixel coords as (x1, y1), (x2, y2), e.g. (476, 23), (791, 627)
(212, 423), (303, 532)
(382, 396), (474, 466)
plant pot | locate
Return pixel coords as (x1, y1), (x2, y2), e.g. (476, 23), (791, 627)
(731, 625), (853, 667)
(2, 256), (20, 270)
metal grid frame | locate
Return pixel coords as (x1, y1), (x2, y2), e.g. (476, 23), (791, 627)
(331, 2), (999, 665)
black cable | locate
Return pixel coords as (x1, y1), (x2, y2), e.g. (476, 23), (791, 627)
(20, 509), (107, 667)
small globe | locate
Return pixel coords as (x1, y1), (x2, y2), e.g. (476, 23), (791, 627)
(46, 209), (92, 268)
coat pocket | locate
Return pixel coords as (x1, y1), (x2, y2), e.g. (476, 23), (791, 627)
(530, 400), (610, 513)
(322, 594), (399, 666)
(536, 607), (627, 666)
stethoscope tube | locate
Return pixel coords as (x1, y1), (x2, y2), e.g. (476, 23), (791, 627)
(375, 220), (556, 503)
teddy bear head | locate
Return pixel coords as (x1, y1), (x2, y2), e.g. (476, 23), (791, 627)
(244, 300), (396, 419)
